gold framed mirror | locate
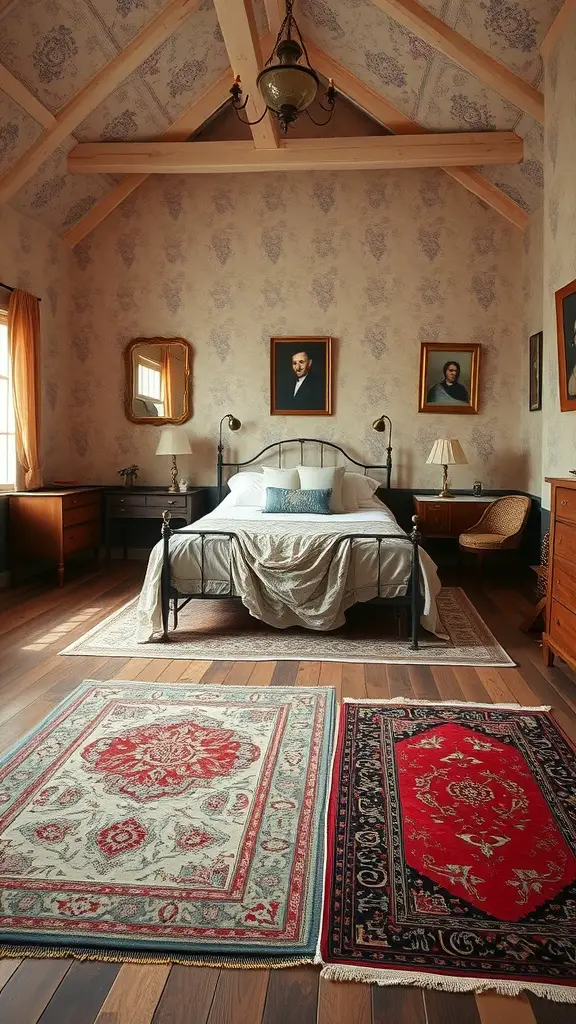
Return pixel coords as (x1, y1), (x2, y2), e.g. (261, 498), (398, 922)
(125, 337), (192, 425)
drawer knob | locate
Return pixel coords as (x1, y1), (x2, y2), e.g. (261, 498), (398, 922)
(167, 500), (175, 505)
(561, 499), (568, 506)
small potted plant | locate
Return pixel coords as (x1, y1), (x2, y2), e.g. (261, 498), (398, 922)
(118, 464), (139, 488)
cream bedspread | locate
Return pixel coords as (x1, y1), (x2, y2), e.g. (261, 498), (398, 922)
(136, 502), (444, 641)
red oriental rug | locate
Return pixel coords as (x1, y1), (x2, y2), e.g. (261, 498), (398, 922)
(0, 681), (335, 966)
(321, 698), (576, 1003)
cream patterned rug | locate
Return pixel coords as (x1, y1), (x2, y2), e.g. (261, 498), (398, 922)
(60, 588), (514, 666)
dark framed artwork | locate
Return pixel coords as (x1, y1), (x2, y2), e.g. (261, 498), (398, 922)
(418, 343), (480, 414)
(555, 278), (576, 412)
(270, 336), (333, 416)
(529, 331), (543, 411)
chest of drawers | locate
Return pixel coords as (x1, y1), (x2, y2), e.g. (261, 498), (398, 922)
(9, 488), (101, 587)
(413, 495), (495, 538)
(543, 478), (576, 670)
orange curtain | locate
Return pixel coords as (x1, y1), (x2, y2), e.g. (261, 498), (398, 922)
(8, 289), (42, 490)
(161, 348), (173, 419)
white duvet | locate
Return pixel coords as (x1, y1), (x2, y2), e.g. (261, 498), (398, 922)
(136, 498), (444, 641)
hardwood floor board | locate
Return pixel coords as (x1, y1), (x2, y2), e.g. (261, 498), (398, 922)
(453, 667), (492, 703)
(113, 659), (153, 679)
(407, 664), (440, 700)
(0, 960), (22, 993)
(270, 661), (299, 687)
(94, 964), (170, 1024)
(496, 668), (544, 706)
(476, 992), (536, 1024)
(224, 661), (256, 685)
(475, 668), (520, 704)
(528, 995), (576, 1023)
(0, 958), (72, 1024)
(200, 662), (235, 684)
(364, 662), (390, 699)
(150, 660), (193, 682)
(317, 976), (372, 1024)
(372, 986), (426, 1024)
(424, 989), (481, 1024)
(341, 662), (367, 699)
(248, 661), (277, 686)
(261, 967), (319, 1024)
(431, 666), (464, 701)
(0, 697), (63, 754)
(133, 660), (176, 682)
(38, 962), (121, 1024)
(385, 663), (412, 699)
(151, 965), (219, 1024)
(318, 662), (343, 701)
(206, 969), (269, 1024)
(294, 661), (321, 687)
(178, 660), (213, 682)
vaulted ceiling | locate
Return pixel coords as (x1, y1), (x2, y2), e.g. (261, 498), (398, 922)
(0, 0), (560, 243)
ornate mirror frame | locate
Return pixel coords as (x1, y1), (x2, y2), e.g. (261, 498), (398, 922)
(124, 336), (192, 425)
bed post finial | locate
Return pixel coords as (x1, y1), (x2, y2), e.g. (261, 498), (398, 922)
(411, 514), (420, 542)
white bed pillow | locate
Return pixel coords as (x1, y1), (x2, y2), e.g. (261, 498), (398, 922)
(341, 474), (359, 512)
(226, 471), (264, 506)
(344, 472), (382, 508)
(297, 465), (345, 513)
(262, 467), (300, 490)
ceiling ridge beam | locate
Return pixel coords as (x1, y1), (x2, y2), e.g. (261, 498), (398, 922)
(63, 70), (233, 248)
(0, 0), (201, 206)
(367, 0), (544, 123)
(213, 0), (278, 149)
(541, 0), (576, 58)
(309, 45), (528, 230)
(0, 64), (56, 129)
(67, 133), (523, 174)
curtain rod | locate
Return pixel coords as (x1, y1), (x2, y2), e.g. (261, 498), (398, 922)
(0, 281), (41, 301)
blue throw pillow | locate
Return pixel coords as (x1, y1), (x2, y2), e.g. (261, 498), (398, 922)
(264, 487), (333, 514)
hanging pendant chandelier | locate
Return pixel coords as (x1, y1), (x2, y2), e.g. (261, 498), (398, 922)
(230, 0), (336, 134)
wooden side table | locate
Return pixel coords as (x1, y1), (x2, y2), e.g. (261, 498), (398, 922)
(9, 488), (101, 586)
(413, 494), (495, 538)
(103, 487), (207, 560)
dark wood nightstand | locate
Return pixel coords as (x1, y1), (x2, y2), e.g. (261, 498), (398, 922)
(9, 488), (101, 586)
(413, 494), (495, 538)
(104, 487), (207, 560)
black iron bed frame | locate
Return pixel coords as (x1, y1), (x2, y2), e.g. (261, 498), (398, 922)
(159, 438), (422, 647)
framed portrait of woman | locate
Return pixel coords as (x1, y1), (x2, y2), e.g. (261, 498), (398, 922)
(555, 278), (576, 412)
(418, 343), (480, 414)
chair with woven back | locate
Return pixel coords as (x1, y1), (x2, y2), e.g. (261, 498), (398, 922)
(459, 495), (532, 570)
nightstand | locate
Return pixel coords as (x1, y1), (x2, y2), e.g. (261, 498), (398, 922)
(10, 488), (101, 586)
(104, 487), (207, 560)
(413, 494), (495, 538)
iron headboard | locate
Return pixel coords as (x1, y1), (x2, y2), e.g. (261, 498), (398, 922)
(217, 437), (392, 503)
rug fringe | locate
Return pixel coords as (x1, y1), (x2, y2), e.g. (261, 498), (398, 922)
(319, 965), (576, 1002)
(342, 697), (551, 711)
(0, 943), (314, 969)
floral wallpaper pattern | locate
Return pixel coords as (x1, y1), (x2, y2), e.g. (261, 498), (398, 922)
(0, 0), (561, 234)
(541, 13), (576, 508)
(66, 167), (527, 491)
(0, 205), (72, 482)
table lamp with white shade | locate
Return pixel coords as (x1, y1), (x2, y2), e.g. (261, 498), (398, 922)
(155, 426), (192, 492)
(426, 438), (467, 498)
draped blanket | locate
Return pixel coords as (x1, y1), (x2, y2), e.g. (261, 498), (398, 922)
(137, 510), (443, 642)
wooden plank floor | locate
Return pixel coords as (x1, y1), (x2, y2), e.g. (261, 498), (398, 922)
(0, 563), (575, 1024)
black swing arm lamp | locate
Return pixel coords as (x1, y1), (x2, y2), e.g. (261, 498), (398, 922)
(217, 413), (242, 499)
(372, 414), (393, 490)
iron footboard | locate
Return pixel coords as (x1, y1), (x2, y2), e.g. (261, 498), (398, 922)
(160, 512), (422, 648)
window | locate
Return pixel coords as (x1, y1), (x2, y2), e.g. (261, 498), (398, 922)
(0, 312), (15, 489)
(136, 356), (164, 416)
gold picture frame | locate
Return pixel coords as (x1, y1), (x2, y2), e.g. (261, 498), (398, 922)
(124, 336), (192, 425)
(418, 343), (480, 414)
(555, 277), (576, 412)
(270, 336), (333, 416)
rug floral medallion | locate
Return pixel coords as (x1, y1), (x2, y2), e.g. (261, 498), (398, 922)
(0, 682), (335, 963)
(322, 700), (576, 1000)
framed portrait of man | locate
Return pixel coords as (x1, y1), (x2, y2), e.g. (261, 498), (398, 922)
(418, 343), (480, 414)
(555, 278), (576, 412)
(270, 336), (332, 416)
(529, 331), (543, 412)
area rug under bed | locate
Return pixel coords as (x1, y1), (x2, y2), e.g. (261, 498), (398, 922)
(60, 588), (514, 667)
(320, 697), (576, 1002)
(0, 681), (335, 966)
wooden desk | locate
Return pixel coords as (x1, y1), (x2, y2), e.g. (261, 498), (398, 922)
(104, 487), (206, 559)
(413, 494), (495, 538)
(9, 488), (101, 586)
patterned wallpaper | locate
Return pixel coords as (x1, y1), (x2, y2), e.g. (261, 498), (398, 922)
(520, 205), (542, 497)
(541, 13), (576, 508)
(65, 166), (529, 492)
(0, 204), (72, 483)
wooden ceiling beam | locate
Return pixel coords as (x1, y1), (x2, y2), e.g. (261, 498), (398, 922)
(63, 71), (232, 247)
(0, 64), (56, 129)
(263, 0), (285, 38)
(541, 0), (576, 58)
(0, 0), (201, 205)
(68, 132), (523, 174)
(309, 46), (529, 230)
(212, 0), (278, 149)
(368, 0), (544, 123)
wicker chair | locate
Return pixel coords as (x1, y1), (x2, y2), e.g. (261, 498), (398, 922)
(459, 495), (531, 569)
